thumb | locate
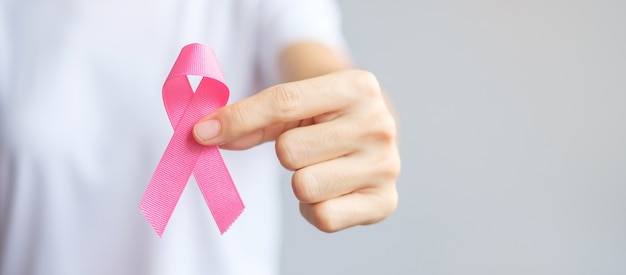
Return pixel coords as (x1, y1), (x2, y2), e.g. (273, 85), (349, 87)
(194, 117), (292, 150)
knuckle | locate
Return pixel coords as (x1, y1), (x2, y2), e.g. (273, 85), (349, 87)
(376, 148), (402, 180)
(362, 187), (398, 225)
(310, 203), (341, 233)
(291, 170), (320, 203)
(355, 117), (398, 161)
(223, 104), (248, 137)
(355, 103), (397, 144)
(275, 132), (302, 170)
(350, 70), (381, 98)
(369, 113), (397, 143)
(270, 84), (303, 120)
(381, 187), (399, 218)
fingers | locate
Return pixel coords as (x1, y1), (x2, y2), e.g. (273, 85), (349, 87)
(291, 156), (369, 204)
(291, 147), (400, 204)
(299, 186), (398, 233)
(275, 118), (358, 170)
(193, 70), (380, 146)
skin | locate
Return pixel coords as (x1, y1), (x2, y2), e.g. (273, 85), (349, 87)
(193, 42), (400, 233)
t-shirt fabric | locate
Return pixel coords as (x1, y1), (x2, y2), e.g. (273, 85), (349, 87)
(0, 1), (346, 274)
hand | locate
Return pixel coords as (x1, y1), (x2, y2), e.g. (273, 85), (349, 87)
(193, 70), (400, 232)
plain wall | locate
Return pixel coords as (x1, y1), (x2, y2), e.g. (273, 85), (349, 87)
(281, 1), (626, 274)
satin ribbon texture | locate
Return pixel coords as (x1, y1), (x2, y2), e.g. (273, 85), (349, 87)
(140, 43), (244, 237)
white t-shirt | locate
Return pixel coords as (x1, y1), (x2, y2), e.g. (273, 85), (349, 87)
(0, 1), (345, 274)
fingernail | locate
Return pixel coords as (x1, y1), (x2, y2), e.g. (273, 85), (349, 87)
(194, 119), (220, 142)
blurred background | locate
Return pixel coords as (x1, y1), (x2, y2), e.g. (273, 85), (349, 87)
(281, 1), (626, 274)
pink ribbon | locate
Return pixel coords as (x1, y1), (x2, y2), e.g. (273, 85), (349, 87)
(140, 43), (244, 237)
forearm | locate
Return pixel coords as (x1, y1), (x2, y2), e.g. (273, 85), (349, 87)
(279, 42), (351, 81)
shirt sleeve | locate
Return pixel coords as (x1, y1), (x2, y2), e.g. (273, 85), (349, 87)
(257, 0), (350, 85)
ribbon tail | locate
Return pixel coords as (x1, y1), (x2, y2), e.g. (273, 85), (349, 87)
(140, 124), (203, 237)
(194, 145), (244, 234)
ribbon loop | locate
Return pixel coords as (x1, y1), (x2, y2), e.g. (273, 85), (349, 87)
(140, 43), (244, 237)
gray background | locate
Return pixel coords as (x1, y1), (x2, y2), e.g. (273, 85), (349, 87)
(281, 1), (626, 274)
